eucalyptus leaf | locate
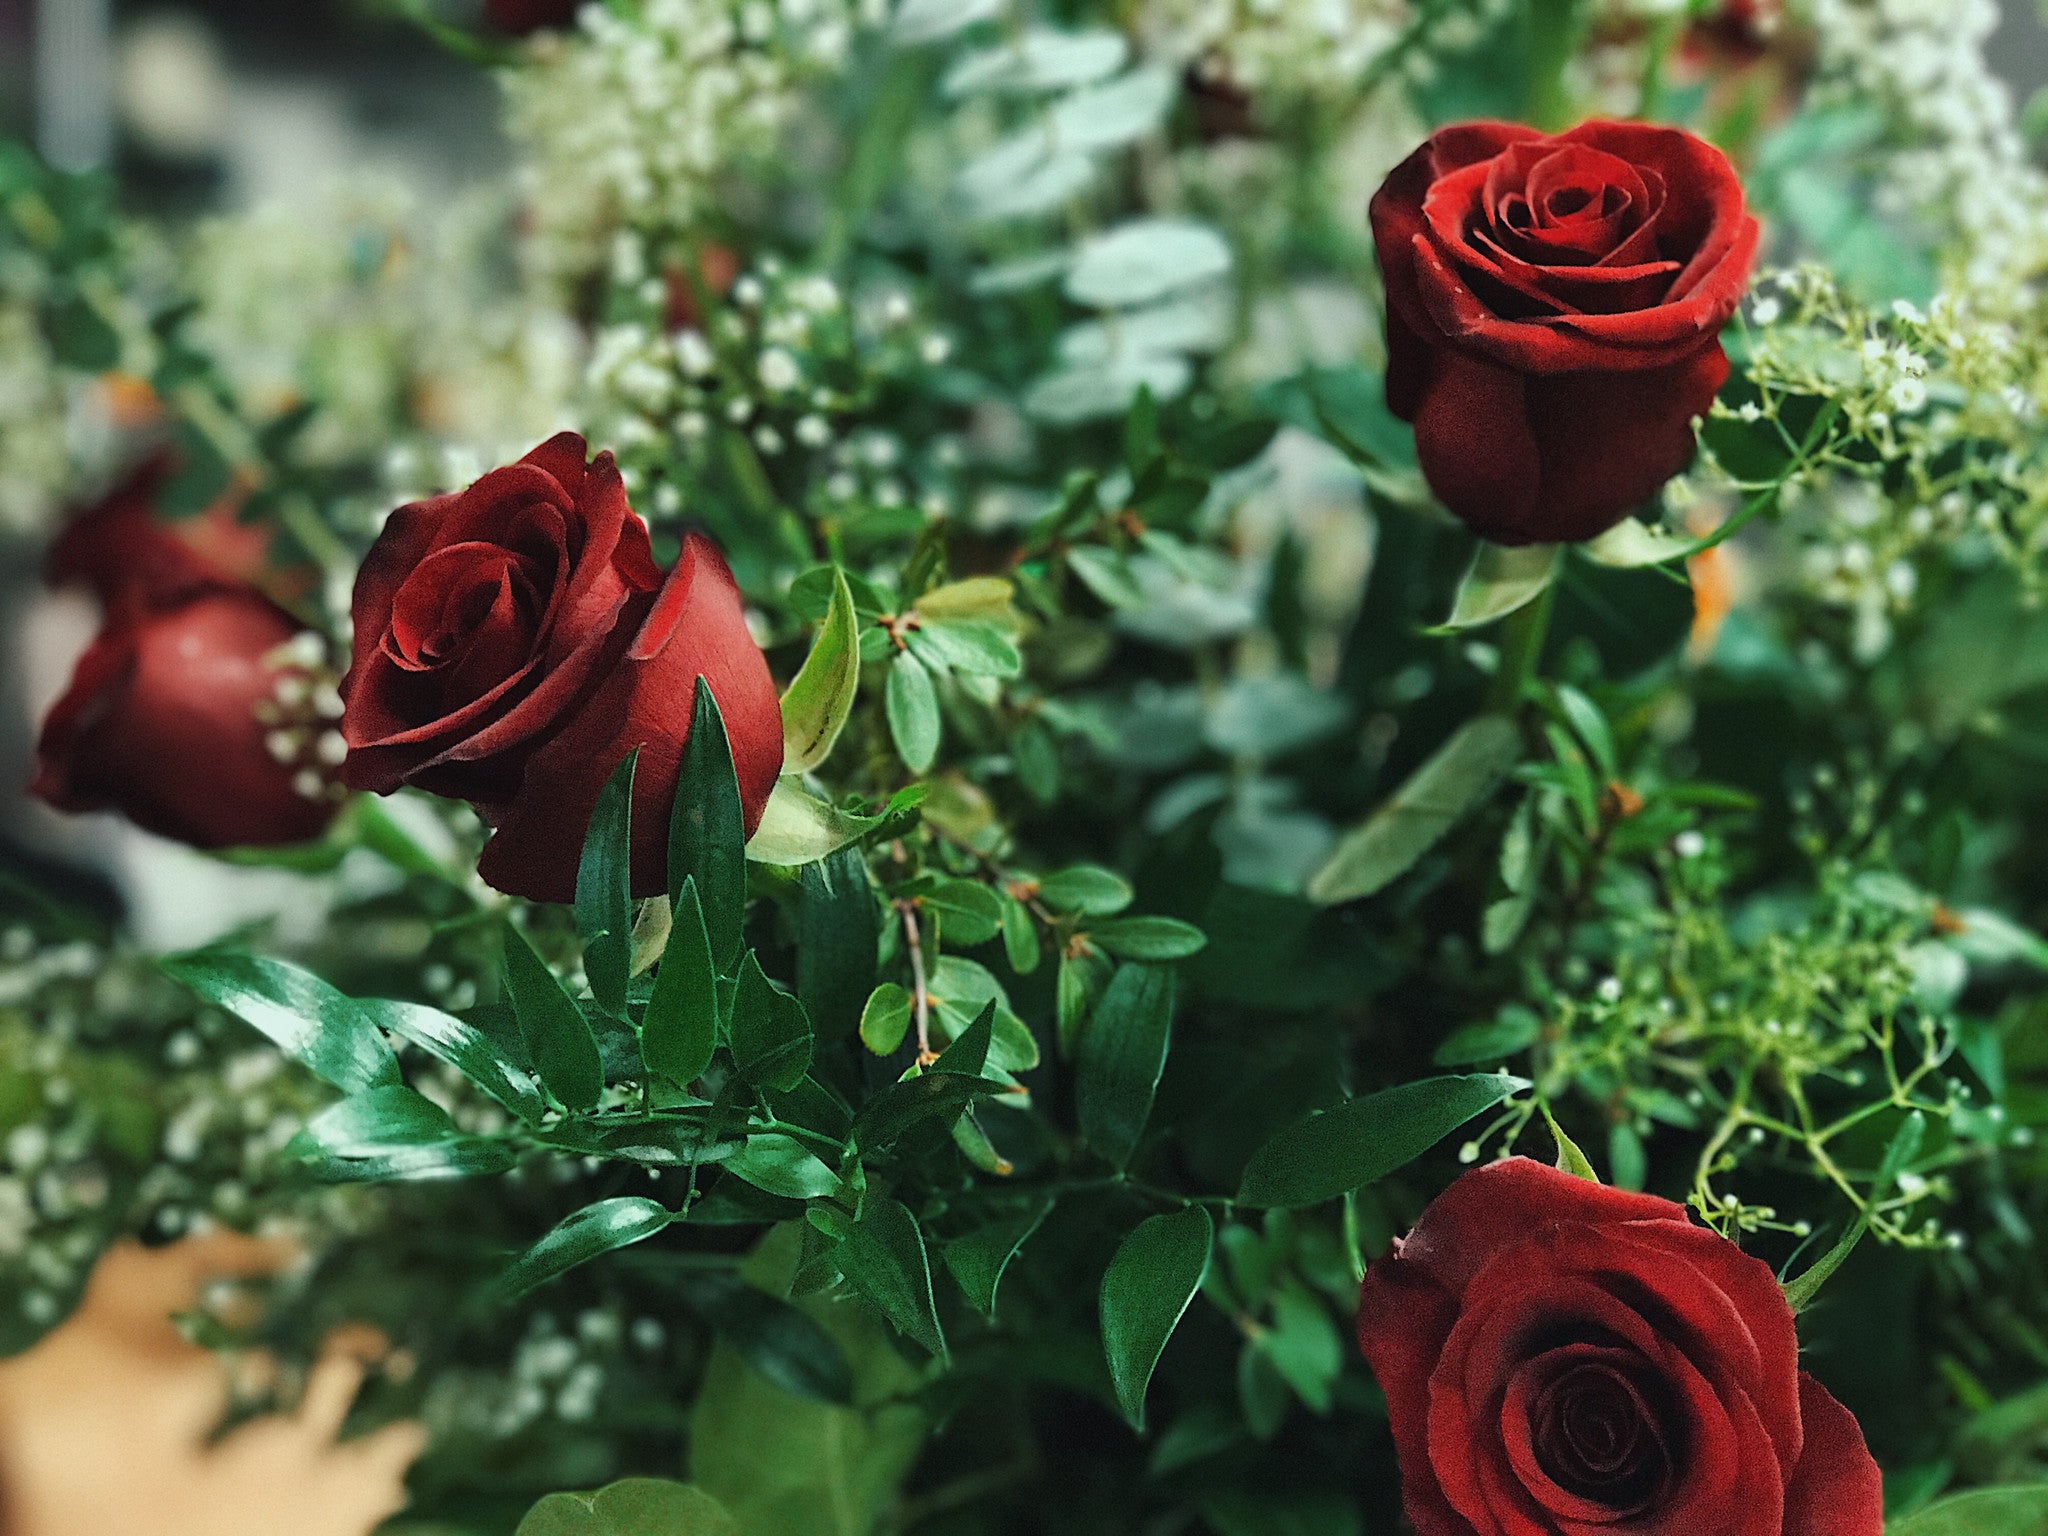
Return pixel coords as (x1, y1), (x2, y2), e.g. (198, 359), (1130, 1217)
(943, 28), (1128, 97)
(1026, 354), (1193, 425)
(1236, 1073), (1530, 1208)
(1308, 717), (1523, 906)
(1101, 1206), (1212, 1429)
(1046, 67), (1177, 156)
(892, 0), (1001, 43)
(1065, 218), (1232, 309)
(956, 129), (1097, 221)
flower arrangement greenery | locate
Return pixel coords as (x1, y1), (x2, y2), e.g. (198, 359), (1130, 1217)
(6, 1), (2048, 1532)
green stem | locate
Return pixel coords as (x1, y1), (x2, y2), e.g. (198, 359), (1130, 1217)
(1488, 579), (1557, 714)
(1526, 0), (1589, 130)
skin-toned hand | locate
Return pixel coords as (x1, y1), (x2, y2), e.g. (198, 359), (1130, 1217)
(0, 1234), (423, 1536)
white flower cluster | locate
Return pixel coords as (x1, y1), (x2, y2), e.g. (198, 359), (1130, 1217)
(0, 294), (82, 537)
(1138, 0), (1411, 98)
(501, 0), (884, 282)
(1804, 0), (2048, 294)
(1729, 264), (2048, 654)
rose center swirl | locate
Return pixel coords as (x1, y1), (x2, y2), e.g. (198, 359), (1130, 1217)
(1519, 1351), (1677, 1514)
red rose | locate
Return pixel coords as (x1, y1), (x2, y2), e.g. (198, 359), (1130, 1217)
(33, 480), (342, 850)
(485, 0), (582, 34)
(1371, 120), (1759, 545)
(1359, 1159), (1881, 1536)
(339, 433), (782, 904)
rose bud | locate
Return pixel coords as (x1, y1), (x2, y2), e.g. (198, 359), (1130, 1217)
(484, 0), (582, 34)
(33, 484), (344, 850)
(339, 433), (782, 905)
(1359, 1158), (1882, 1536)
(1371, 121), (1759, 545)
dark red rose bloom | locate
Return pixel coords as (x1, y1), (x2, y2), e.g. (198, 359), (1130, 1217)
(484, 0), (582, 34)
(1359, 1159), (1882, 1536)
(34, 479), (342, 850)
(1370, 120), (1759, 545)
(340, 433), (782, 904)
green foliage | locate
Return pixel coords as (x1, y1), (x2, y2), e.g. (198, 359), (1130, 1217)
(1102, 1206), (1213, 1430)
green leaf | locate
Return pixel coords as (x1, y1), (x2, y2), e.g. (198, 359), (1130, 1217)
(1001, 895), (1040, 974)
(1057, 946), (1113, 1059)
(1543, 1103), (1599, 1183)
(503, 923), (604, 1112)
(927, 956), (1038, 1071)
(1035, 864), (1134, 916)
(162, 951), (399, 1095)
(933, 1000), (994, 1077)
(1784, 1111), (1924, 1312)
(1236, 1073), (1530, 1208)
(724, 1135), (842, 1200)
(671, 678), (747, 969)
(685, 1271), (855, 1405)
(836, 1198), (947, 1361)
(1581, 516), (1695, 568)
(289, 1086), (515, 1183)
(356, 997), (548, 1126)
(747, 780), (879, 867)
(1308, 717), (1523, 906)
(905, 619), (1022, 679)
(1088, 916), (1207, 961)
(944, 1200), (1053, 1318)
(643, 878), (720, 1088)
(782, 570), (862, 774)
(1435, 542), (1560, 631)
(498, 1197), (673, 1300)
(924, 877), (1004, 946)
(886, 652), (941, 773)
(517, 1479), (738, 1536)
(576, 750), (639, 1017)
(1077, 964), (1175, 1171)
(1101, 1206), (1212, 1430)
(1887, 1488), (2048, 1536)
(942, 27), (1128, 96)
(799, 849), (878, 1037)
(1064, 218), (1231, 308)
(854, 1071), (1007, 1152)
(859, 983), (914, 1056)
(728, 952), (814, 1092)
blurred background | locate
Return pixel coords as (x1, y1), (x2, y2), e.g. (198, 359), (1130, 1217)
(4, 2), (2048, 1533)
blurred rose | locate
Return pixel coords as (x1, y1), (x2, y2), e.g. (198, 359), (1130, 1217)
(340, 433), (782, 904)
(33, 474), (343, 850)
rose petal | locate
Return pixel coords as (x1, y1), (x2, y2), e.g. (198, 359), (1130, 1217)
(1781, 1375), (1885, 1536)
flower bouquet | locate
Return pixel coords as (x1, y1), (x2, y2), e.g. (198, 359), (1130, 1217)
(4, 1), (2048, 1532)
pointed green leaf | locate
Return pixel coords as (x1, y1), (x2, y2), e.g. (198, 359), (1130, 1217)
(643, 877), (719, 1088)
(723, 1134), (842, 1200)
(502, 925), (603, 1112)
(682, 1271), (854, 1405)
(781, 569), (862, 774)
(162, 951), (398, 1094)
(731, 951), (814, 1092)
(289, 1086), (514, 1182)
(576, 749), (639, 1017)
(886, 651), (940, 773)
(498, 1197), (673, 1300)
(798, 848), (879, 1037)
(357, 997), (548, 1126)
(1101, 1206), (1212, 1429)
(1236, 1073), (1530, 1209)
(1543, 1103), (1600, 1183)
(1307, 716), (1522, 906)
(1077, 963), (1175, 1171)
(671, 678), (747, 968)
(944, 1200), (1052, 1319)
(836, 1198), (946, 1361)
